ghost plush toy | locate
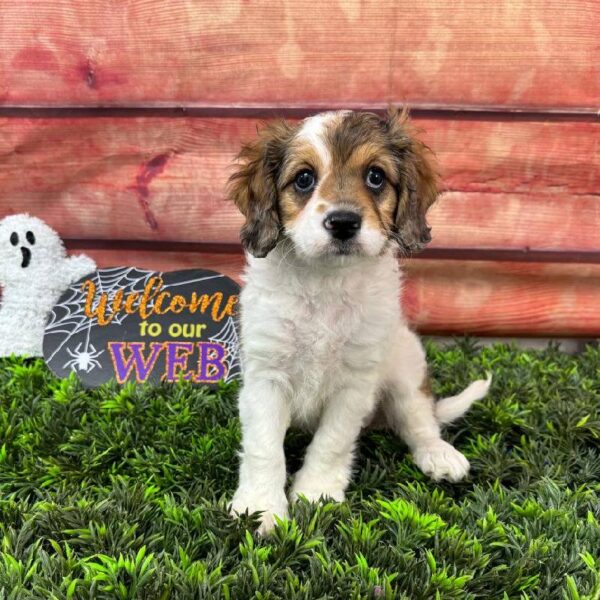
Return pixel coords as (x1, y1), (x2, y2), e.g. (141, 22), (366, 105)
(0, 214), (96, 357)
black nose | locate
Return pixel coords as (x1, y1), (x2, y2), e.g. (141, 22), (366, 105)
(323, 210), (362, 241)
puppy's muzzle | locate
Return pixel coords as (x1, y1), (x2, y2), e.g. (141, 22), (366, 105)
(323, 210), (362, 241)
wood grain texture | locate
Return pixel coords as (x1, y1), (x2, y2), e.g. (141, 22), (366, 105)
(1, 1), (598, 109)
(401, 259), (600, 336)
(1, 116), (598, 250)
(64, 243), (600, 337)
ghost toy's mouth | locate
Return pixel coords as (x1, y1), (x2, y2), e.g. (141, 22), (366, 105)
(20, 246), (31, 268)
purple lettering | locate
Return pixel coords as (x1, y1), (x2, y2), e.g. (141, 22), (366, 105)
(164, 342), (195, 382)
(195, 342), (227, 383)
(108, 342), (164, 384)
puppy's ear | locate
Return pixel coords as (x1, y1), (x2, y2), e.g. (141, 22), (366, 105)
(385, 106), (439, 253)
(228, 120), (293, 258)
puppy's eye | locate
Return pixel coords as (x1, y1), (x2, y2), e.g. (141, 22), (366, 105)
(10, 232), (18, 246)
(26, 231), (35, 245)
(294, 169), (316, 193)
(365, 167), (386, 191)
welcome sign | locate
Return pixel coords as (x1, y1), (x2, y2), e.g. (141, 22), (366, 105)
(43, 267), (242, 388)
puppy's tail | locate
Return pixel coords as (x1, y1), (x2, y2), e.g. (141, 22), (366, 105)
(435, 373), (492, 425)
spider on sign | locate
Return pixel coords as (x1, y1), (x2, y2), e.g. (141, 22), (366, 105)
(63, 343), (105, 373)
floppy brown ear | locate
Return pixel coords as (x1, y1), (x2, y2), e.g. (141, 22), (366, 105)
(227, 120), (294, 258)
(385, 107), (439, 253)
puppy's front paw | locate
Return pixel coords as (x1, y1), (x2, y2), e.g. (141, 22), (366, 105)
(229, 488), (289, 535)
(289, 472), (346, 503)
(413, 440), (470, 482)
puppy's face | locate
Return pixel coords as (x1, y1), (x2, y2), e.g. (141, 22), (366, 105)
(228, 109), (438, 261)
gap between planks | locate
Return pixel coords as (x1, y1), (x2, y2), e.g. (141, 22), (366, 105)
(0, 103), (599, 122)
(65, 240), (600, 265)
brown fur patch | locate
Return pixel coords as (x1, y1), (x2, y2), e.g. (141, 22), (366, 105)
(228, 107), (440, 257)
(281, 109), (439, 247)
(227, 120), (297, 257)
(299, 112), (406, 239)
(419, 373), (433, 397)
(323, 109), (440, 252)
(279, 142), (324, 188)
(384, 107), (440, 252)
(277, 138), (329, 228)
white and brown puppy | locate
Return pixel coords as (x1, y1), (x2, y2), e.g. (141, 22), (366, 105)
(228, 108), (491, 534)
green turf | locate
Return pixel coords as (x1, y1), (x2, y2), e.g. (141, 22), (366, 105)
(0, 340), (598, 599)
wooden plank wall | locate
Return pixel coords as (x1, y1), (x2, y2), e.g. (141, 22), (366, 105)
(1, 1), (598, 337)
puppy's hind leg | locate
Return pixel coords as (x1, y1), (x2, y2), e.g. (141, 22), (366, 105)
(382, 382), (471, 482)
(380, 328), (491, 482)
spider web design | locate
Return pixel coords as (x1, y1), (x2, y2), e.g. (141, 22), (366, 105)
(45, 267), (156, 367)
(209, 316), (242, 382)
(45, 267), (227, 370)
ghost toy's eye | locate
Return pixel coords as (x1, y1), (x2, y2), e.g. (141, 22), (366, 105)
(26, 231), (35, 245)
(10, 232), (18, 246)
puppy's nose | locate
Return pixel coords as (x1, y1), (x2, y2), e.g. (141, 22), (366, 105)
(323, 210), (362, 241)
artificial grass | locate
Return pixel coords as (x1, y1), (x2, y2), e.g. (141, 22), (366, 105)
(0, 340), (598, 599)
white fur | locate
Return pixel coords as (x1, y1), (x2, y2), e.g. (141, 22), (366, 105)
(295, 112), (335, 171)
(289, 194), (388, 259)
(230, 114), (492, 534)
(435, 374), (492, 425)
(0, 214), (96, 357)
(289, 113), (335, 258)
(231, 243), (491, 533)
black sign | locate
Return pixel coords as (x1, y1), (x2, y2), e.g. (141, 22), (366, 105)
(43, 267), (242, 388)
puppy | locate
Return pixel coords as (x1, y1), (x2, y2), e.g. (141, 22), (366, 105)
(228, 108), (491, 534)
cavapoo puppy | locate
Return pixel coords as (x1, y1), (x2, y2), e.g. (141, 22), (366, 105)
(228, 108), (491, 534)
